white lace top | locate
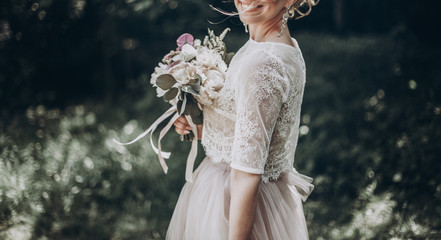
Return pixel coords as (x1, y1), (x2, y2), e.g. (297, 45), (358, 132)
(201, 37), (306, 183)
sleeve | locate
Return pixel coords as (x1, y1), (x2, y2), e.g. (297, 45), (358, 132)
(230, 53), (288, 174)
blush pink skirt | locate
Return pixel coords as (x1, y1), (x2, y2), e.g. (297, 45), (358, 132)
(166, 157), (312, 240)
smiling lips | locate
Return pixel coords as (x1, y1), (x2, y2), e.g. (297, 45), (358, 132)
(240, 1), (264, 12)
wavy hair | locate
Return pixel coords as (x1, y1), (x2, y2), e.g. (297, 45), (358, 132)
(291, 0), (319, 20)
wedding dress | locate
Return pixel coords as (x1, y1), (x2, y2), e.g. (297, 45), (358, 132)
(166, 37), (314, 240)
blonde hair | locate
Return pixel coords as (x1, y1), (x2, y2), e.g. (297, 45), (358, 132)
(291, 0), (319, 20)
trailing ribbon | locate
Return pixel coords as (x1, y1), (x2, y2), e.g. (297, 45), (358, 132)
(113, 106), (199, 183)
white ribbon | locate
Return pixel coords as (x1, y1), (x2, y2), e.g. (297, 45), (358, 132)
(113, 106), (199, 182)
(157, 111), (180, 174)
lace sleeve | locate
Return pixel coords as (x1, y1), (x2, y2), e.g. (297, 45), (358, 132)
(230, 52), (288, 174)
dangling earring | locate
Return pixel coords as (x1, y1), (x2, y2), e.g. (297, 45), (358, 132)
(278, 6), (293, 37)
(243, 23), (249, 33)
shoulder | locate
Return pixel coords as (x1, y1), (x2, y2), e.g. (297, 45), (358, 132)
(240, 40), (303, 77)
(240, 46), (286, 82)
(243, 41), (306, 93)
(237, 46), (291, 101)
(245, 38), (302, 61)
(245, 45), (284, 67)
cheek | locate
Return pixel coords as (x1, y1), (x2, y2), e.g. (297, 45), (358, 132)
(234, 0), (241, 9)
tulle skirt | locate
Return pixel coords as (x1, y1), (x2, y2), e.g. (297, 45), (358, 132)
(166, 157), (311, 240)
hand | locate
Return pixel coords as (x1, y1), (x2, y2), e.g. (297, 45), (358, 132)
(173, 116), (203, 140)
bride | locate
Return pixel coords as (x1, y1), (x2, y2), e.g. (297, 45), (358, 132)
(168, 0), (317, 239)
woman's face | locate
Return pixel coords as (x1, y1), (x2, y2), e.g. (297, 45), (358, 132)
(234, 0), (292, 26)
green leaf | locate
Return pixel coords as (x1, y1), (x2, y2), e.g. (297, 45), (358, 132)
(177, 100), (183, 113)
(225, 52), (235, 66)
(183, 101), (201, 118)
(187, 94), (198, 104)
(156, 74), (176, 90)
(180, 94), (188, 115)
(163, 88), (178, 101)
(191, 75), (201, 92)
(192, 113), (203, 125)
(188, 78), (197, 85)
(189, 74), (202, 85)
(181, 85), (199, 96)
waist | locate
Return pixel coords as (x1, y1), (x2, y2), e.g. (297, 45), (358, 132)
(205, 156), (231, 171)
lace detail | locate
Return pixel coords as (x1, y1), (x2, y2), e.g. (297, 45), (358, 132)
(201, 39), (306, 183)
(201, 107), (234, 163)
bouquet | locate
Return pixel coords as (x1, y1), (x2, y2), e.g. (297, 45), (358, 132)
(114, 29), (233, 182)
(151, 28), (233, 140)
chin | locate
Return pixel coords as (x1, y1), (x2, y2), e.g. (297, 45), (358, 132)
(239, 15), (263, 26)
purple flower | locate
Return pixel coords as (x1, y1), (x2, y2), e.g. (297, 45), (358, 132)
(176, 33), (194, 51)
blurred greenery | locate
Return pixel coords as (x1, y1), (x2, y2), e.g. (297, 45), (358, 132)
(1, 0), (440, 239)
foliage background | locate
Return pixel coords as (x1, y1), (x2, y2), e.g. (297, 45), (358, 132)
(1, 0), (440, 239)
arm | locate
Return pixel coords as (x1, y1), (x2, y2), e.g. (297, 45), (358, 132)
(228, 169), (261, 240)
(229, 52), (288, 239)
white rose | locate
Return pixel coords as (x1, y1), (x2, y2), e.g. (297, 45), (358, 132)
(196, 47), (227, 72)
(170, 62), (197, 85)
(195, 86), (212, 106)
(195, 68), (225, 106)
(180, 44), (197, 62)
(205, 70), (224, 90)
(195, 48), (212, 66)
(216, 58), (227, 72)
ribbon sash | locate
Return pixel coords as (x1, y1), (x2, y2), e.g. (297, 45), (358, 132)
(113, 106), (199, 182)
(284, 168), (314, 202)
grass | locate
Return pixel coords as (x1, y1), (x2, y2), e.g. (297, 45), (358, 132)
(1, 31), (440, 239)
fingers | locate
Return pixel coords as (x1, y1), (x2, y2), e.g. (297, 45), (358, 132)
(174, 116), (192, 135)
(174, 116), (204, 139)
(175, 116), (189, 125)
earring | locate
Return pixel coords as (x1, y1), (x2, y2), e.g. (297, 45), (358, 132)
(278, 6), (292, 37)
(243, 23), (248, 33)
